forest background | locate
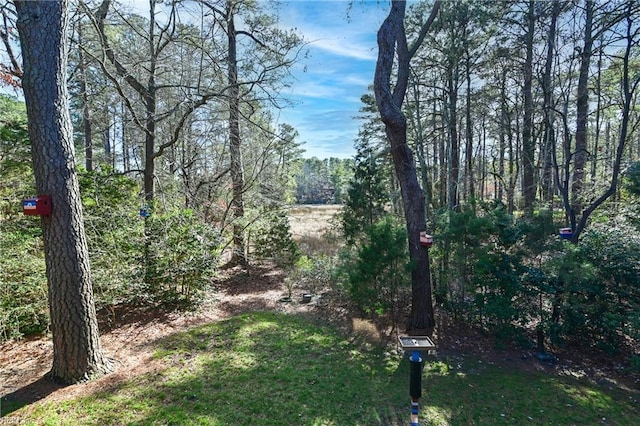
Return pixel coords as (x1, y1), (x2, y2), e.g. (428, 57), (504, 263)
(1, 0), (639, 380)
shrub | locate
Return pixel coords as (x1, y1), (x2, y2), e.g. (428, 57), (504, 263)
(545, 224), (640, 353)
(141, 208), (221, 307)
(0, 222), (48, 340)
(82, 170), (222, 310)
(431, 203), (530, 334)
(251, 208), (300, 267)
(289, 254), (335, 296)
(79, 168), (144, 309)
(0, 99), (47, 340)
(343, 215), (410, 322)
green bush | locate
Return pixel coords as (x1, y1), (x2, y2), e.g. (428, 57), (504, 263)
(343, 215), (410, 320)
(0, 223), (48, 340)
(431, 203), (530, 334)
(0, 95), (32, 212)
(0, 97), (47, 340)
(141, 208), (221, 307)
(251, 208), (300, 267)
(79, 168), (144, 309)
(432, 204), (639, 353)
(288, 254), (335, 297)
(80, 170), (224, 310)
(543, 224), (640, 353)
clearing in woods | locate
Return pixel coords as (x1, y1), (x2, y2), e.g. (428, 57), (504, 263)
(0, 204), (638, 423)
(0, 204), (343, 415)
(288, 204), (341, 239)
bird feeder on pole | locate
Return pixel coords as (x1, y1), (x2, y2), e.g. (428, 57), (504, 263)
(398, 336), (436, 426)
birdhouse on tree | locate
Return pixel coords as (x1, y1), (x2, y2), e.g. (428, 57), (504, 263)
(559, 227), (573, 240)
(22, 195), (52, 216)
(419, 231), (433, 248)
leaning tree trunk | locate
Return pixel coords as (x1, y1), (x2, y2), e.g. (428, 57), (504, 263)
(374, 0), (440, 333)
(15, 0), (113, 384)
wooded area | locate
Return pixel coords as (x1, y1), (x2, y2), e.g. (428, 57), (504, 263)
(351, 0), (640, 363)
(1, 0), (639, 385)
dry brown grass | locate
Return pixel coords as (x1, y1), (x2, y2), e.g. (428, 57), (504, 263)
(288, 204), (342, 237)
(288, 204), (342, 257)
(351, 317), (382, 343)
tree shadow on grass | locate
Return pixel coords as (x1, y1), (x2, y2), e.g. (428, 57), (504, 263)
(137, 311), (410, 425)
(6, 309), (639, 424)
(1, 376), (64, 417)
(33, 311), (410, 425)
(418, 356), (640, 425)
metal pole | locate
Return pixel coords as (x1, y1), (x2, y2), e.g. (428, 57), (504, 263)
(409, 350), (422, 426)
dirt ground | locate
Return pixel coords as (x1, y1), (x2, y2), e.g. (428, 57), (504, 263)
(0, 264), (317, 416)
(1, 261), (638, 420)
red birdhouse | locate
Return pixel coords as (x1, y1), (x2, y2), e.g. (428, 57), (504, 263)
(419, 231), (433, 248)
(22, 195), (52, 216)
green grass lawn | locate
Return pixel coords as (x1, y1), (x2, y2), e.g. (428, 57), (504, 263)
(3, 311), (638, 425)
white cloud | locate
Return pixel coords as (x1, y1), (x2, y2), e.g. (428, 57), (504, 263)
(277, 0), (387, 61)
(285, 80), (345, 99)
(309, 38), (377, 61)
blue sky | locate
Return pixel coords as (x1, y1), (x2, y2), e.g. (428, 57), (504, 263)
(275, 1), (391, 159)
(132, 0), (391, 159)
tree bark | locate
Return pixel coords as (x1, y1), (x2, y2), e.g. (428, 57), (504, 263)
(570, 0), (594, 227)
(143, 0), (157, 202)
(498, 68), (507, 204)
(374, 0), (440, 333)
(447, 67), (460, 211)
(522, 0), (536, 213)
(15, 0), (113, 384)
(464, 56), (474, 210)
(227, 1), (247, 266)
(438, 97), (447, 207)
(541, 0), (561, 205)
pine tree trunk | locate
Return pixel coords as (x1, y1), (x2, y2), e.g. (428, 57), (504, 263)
(15, 0), (113, 384)
(571, 0), (594, 225)
(447, 69), (459, 211)
(464, 58), (475, 210)
(522, 0), (536, 213)
(498, 69), (507, 204)
(227, 3), (247, 266)
(77, 25), (93, 172)
(438, 108), (447, 207)
(143, 4), (157, 202)
(541, 0), (560, 205)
